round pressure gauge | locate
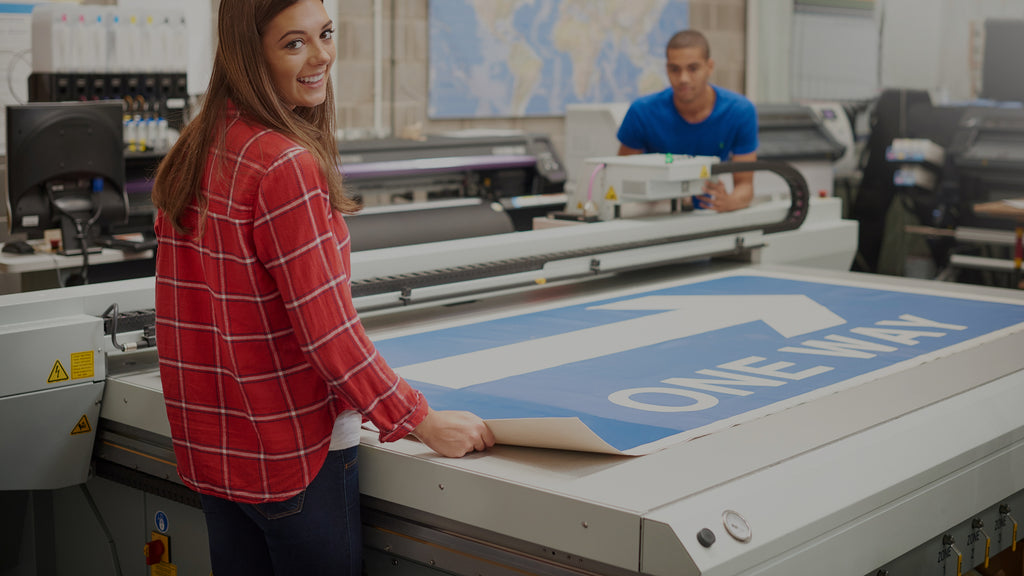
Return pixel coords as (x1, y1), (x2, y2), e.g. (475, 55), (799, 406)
(722, 510), (752, 542)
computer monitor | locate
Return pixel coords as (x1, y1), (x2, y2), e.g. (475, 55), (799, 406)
(982, 19), (1024, 103)
(5, 101), (127, 255)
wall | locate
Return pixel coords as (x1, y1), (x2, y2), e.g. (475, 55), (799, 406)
(22, 0), (1024, 154)
(333, 0), (747, 161)
(930, 0), (1024, 103)
(2, 0), (746, 163)
(879, 0), (1024, 103)
(746, 0), (793, 103)
(878, 0), (941, 95)
(749, 0), (1024, 106)
(791, 8), (879, 101)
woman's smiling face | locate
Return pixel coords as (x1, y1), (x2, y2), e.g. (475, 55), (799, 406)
(261, 0), (335, 109)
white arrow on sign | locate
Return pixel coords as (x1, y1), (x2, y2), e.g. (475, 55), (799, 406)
(394, 295), (846, 389)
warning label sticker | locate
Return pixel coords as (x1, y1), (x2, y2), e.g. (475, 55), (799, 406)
(71, 415), (92, 435)
(47, 360), (69, 383)
(70, 351), (94, 380)
(700, 165), (709, 179)
(151, 562), (177, 576)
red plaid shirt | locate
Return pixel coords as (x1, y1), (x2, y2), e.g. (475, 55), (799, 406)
(154, 104), (426, 503)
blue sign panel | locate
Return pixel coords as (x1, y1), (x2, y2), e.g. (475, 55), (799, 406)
(154, 510), (168, 533)
(377, 275), (1024, 452)
(0, 4), (35, 14)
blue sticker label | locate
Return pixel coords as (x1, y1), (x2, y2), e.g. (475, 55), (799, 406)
(155, 511), (168, 533)
(379, 275), (1024, 452)
(0, 4), (35, 14)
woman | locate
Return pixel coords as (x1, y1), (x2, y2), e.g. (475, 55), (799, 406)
(150, 0), (494, 574)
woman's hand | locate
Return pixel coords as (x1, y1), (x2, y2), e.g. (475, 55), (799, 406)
(412, 409), (496, 457)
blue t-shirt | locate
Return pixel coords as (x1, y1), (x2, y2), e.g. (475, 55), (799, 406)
(616, 86), (758, 161)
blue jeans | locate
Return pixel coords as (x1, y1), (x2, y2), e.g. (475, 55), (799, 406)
(200, 446), (362, 576)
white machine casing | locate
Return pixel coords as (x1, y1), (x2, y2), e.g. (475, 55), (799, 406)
(565, 154), (719, 221)
(564, 102), (847, 208)
(0, 280), (152, 490)
(4, 143), (1023, 576)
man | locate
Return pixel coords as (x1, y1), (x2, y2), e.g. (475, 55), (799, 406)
(617, 30), (758, 212)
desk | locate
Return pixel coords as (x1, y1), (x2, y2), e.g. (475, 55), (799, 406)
(0, 245), (154, 294)
(973, 198), (1024, 285)
(907, 199), (1024, 287)
(973, 198), (1024, 220)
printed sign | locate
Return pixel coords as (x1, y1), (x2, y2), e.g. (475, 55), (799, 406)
(377, 274), (1024, 454)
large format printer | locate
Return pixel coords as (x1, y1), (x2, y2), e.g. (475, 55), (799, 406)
(865, 101), (1024, 282)
(754, 103), (846, 198)
(117, 131), (567, 236)
(3, 155), (1024, 576)
(948, 107), (1024, 209)
(331, 131), (568, 250)
(338, 132), (566, 232)
(337, 132), (565, 199)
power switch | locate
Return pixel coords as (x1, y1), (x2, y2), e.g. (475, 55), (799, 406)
(144, 531), (169, 565)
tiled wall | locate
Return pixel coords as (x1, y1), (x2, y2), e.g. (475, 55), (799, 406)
(690, 0), (747, 96)
(334, 0), (746, 160)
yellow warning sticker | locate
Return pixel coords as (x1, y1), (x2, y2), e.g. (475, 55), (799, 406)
(48, 360), (69, 383)
(700, 166), (709, 179)
(605, 187), (618, 201)
(576, 201), (583, 210)
(71, 415), (92, 435)
(151, 562), (177, 576)
(70, 351), (94, 380)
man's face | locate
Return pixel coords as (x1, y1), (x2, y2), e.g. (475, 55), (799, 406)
(666, 47), (714, 105)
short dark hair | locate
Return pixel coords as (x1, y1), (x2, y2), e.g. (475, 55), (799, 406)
(666, 30), (710, 59)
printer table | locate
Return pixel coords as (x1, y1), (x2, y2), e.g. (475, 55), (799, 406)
(0, 245), (155, 294)
(975, 198), (1024, 287)
(905, 198), (1024, 288)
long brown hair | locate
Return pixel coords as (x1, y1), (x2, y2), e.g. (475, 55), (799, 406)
(152, 0), (358, 236)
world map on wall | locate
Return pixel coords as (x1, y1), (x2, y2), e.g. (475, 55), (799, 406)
(428, 0), (690, 118)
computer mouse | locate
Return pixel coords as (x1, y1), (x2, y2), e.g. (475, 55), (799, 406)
(2, 241), (35, 254)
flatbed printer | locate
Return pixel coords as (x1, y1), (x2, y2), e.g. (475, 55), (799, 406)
(3, 156), (1023, 576)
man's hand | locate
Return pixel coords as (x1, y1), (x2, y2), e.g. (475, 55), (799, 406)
(703, 152), (757, 212)
(412, 409), (496, 458)
(699, 174), (752, 212)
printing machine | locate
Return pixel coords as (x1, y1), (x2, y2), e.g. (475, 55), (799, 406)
(113, 132), (568, 240)
(754, 103), (846, 199)
(3, 155), (1024, 576)
(948, 107), (1024, 207)
(337, 132), (565, 195)
(337, 132), (567, 231)
(564, 101), (848, 203)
